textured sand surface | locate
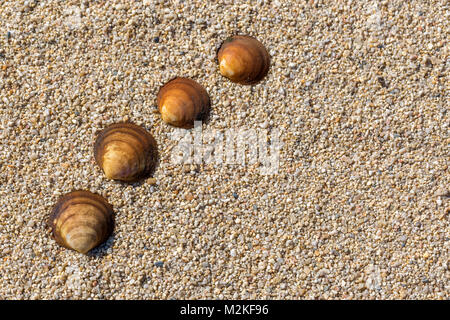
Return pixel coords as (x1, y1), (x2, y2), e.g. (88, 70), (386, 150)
(0, 0), (449, 299)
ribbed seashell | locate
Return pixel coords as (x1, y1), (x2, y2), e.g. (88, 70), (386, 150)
(217, 35), (270, 84)
(157, 77), (210, 128)
(94, 123), (157, 182)
(49, 190), (114, 254)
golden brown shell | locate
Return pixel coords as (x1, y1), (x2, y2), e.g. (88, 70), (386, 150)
(49, 190), (114, 254)
(217, 35), (270, 85)
(157, 77), (210, 128)
(94, 123), (157, 182)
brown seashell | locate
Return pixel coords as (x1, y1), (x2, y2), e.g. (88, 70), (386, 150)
(217, 35), (270, 85)
(49, 190), (114, 254)
(157, 77), (210, 128)
(94, 123), (157, 182)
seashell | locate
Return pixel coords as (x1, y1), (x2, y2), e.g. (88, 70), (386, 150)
(217, 35), (270, 85)
(94, 123), (157, 182)
(157, 77), (210, 128)
(49, 190), (114, 254)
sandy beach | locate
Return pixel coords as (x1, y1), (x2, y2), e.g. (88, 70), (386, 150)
(0, 0), (448, 299)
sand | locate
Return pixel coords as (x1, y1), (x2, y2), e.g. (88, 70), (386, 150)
(0, 0), (448, 299)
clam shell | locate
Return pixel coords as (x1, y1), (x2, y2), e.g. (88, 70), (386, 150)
(217, 35), (270, 84)
(157, 77), (210, 128)
(94, 123), (157, 182)
(49, 190), (114, 254)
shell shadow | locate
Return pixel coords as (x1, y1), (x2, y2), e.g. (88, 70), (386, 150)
(87, 234), (115, 258)
(197, 105), (212, 127)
